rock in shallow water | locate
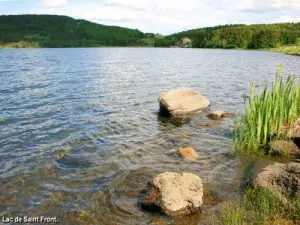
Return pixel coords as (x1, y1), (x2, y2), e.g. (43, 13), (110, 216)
(254, 162), (300, 201)
(159, 88), (209, 117)
(222, 112), (235, 118)
(141, 172), (203, 216)
(195, 120), (221, 127)
(207, 110), (224, 120)
(207, 110), (235, 120)
(178, 147), (198, 161)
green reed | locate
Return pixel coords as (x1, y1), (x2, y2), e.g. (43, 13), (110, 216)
(234, 65), (300, 153)
(218, 188), (299, 225)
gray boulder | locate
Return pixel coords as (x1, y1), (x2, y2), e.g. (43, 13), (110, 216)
(254, 162), (300, 201)
(269, 140), (300, 158)
(141, 172), (203, 216)
(159, 88), (209, 117)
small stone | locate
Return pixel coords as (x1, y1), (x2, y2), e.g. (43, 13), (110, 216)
(179, 147), (198, 160)
(207, 110), (224, 120)
(222, 112), (235, 118)
(44, 164), (53, 170)
(53, 149), (69, 161)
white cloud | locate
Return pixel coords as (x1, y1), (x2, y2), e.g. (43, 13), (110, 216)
(43, 0), (68, 7)
(233, 0), (300, 12)
(27, 0), (300, 34)
(66, 0), (222, 33)
(272, 15), (300, 23)
(104, 0), (201, 11)
(104, 0), (150, 10)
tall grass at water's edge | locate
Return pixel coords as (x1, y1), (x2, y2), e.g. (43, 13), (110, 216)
(268, 45), (300, 56)
(234, 65), (300, 154)
(219, 188), (300, 225)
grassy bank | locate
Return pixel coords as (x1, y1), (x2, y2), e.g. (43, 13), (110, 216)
(234, 66), (300, 154)
(218, 188), (300, 225)
(0, 41), (40, 48)
(269, 45), (300, 56)
(1, 42), (300, 57)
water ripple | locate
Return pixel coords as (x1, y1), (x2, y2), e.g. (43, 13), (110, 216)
(1, 48), (300, 224)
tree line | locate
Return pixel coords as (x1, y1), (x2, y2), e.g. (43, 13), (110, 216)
(156, 23), (300, 49)
(0, 15), (153, 47)
(1, 15), (300, 49)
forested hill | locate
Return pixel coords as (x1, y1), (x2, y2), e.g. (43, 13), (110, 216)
(0, 15), (153, 47)
(1, 15), (300, 49)
(155, 23), (300, 49)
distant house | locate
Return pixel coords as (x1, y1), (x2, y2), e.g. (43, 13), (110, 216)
(177, 36), (192, 48)
(181, 36), (191, 44)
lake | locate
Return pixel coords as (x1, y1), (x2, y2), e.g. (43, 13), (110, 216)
(1, 48), (300, 224)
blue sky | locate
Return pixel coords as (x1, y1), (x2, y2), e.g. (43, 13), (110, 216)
(1, 0), (300, 34)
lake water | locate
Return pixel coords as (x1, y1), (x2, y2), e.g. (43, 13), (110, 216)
(1, 48), (300, 224)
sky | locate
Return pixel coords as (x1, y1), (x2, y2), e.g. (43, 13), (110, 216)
(1, 0), (300, 34)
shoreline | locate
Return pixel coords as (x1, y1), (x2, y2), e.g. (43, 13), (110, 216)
(1, 45), (299, 56)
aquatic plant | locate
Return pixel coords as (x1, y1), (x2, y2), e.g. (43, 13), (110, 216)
(234, 65), (300, 153)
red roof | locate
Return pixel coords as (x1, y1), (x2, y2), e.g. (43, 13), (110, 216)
(181, 36), (190, 40)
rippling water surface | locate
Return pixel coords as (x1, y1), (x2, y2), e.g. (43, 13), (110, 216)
(1, 48), (300, 224)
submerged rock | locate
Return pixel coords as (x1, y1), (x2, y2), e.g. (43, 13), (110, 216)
(44, 164), (53, 170)
(207, 110), (224, 120)
(207, 110), (235, 120)
(254, 162), (300, 201)
(195, 120), (221, 127)
(159, 88), (209, 117)
(269, 140), (300, 158)
(53, 150), (91, 169)
(222, 112), (236, 118)
(178, 135), (192, 142)
(169, 116), (192, 126)
(157, 114), (193, 126)
(178, 147), (198, 160)
(141, 172), (203, 216)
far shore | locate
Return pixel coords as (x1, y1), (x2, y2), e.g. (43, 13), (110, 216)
(1, 43), (299, 56)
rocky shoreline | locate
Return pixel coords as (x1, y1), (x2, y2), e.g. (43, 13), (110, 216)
(139, 88), (300, 219)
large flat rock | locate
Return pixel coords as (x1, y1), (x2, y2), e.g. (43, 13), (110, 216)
(159, 88), (209, 117)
